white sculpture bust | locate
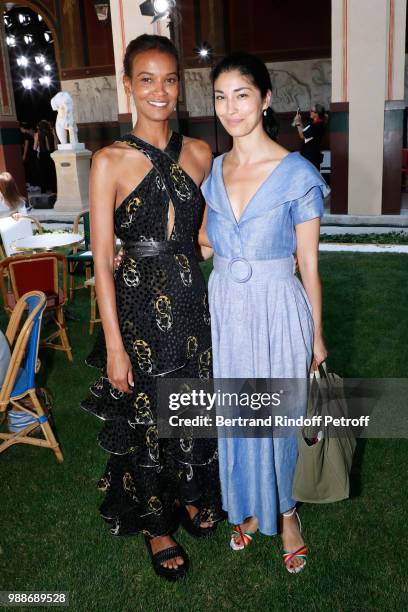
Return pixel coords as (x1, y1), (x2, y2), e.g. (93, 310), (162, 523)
(51, 91), (84, 150)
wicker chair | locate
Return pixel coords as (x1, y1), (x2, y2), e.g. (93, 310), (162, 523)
(0, 290), (63, 462)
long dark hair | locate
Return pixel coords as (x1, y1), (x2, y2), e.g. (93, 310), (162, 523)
(37, 120), (54, 152)
(123, 34), (179, 78)
(211, 52), (279, 141)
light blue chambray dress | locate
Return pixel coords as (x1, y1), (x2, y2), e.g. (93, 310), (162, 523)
(201, 151), (330, 535)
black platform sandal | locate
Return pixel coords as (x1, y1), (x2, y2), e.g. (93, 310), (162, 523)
(144, 535), (189, 582)
(179, 506), (217, 539)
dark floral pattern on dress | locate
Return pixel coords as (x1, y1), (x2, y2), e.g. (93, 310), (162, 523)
(82, 132), (223, 537)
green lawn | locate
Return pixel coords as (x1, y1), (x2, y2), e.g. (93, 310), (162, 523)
(1, 253), (408, 612)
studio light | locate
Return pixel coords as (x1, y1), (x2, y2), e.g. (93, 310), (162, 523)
(154, 0), (171, 13)
(5, 6), (58, 100)
(39, 76), (51, 86)
(194, 42), (213, 63)
(139, 0), (175, 23)
(93, 1), (110, 22)
(18, 13), (31, 26)
(139, 1), (153, 17)
(22, 78), (33, 89)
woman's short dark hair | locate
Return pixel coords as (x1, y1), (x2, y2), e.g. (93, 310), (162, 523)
(123, 34), (179, 78)
(211, 52), (279, 141)
(314, 103), (326, 120)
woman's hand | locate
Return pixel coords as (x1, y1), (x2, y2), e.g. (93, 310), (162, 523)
(199, 245), (214, 260)
(11, 212), (22, 221)
(114, 248), (124, 270)
(310, 334), (328, 372)
(107, 348), (134, 393)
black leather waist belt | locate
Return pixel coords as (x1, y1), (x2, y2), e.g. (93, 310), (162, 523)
(124, 240), (184, 258)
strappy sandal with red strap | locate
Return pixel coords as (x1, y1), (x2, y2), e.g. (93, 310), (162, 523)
(230, 524), (256, 551)
(281, 507), (308, 574)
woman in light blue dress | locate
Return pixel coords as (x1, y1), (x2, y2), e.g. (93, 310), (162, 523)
(199, 53), (329, 573)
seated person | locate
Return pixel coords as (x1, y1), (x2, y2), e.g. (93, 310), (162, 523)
(0, 172), (28, 219)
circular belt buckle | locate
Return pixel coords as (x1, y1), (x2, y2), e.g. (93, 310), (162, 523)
(227, 257), (252, 283)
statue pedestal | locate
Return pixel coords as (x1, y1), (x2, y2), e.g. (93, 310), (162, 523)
(51, 148), (92, 213)
(57, 143), (85, 151)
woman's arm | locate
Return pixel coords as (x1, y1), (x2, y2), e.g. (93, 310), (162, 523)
(11, 200), (28, 220)
(196, 144), (214, 259)
(296, 125), (305, 141)
(90, 149), (133, 393)
(294, 112), (305, 140)
(295, 218), (328, 369)
(197, 204), (214, 259)
(23, 138), (29, 161)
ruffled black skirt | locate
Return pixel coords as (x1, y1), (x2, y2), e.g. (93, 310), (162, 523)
(81, 341), (224, 537)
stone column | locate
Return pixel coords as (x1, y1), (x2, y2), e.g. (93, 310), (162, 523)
(0, 8), (25, 195)
(347, 0), (388, 215)
(331, 0), (407, 216)
(109, 0), (156, 134)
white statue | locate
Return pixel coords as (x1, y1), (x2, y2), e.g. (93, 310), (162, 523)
(51, 91), (79, 146)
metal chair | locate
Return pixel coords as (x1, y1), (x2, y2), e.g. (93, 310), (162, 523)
(0, 215), (43, 258)
(67, 210), (93, 299)
(0, 252), (73, 361)
(0, 290), (63, 462)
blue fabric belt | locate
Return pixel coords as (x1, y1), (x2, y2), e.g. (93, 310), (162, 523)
(213, 254), (295, 283)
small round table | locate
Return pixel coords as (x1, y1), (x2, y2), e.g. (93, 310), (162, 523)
(12, 232), (84, 253)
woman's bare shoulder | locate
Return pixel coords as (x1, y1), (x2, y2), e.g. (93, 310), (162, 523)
(182, 136), (212, 160)
(92, 141), (149, 174)
(92, 141), (132, 162)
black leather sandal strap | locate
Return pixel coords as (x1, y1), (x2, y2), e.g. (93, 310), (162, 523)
(191, 513), (202, 528)
(152, 545), (184, 565)
(191, 510), (215, 528)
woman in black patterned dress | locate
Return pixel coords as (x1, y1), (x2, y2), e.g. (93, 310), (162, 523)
(81, 35), (223, 581)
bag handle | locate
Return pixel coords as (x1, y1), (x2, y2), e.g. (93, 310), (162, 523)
(309, 361), (328, 379)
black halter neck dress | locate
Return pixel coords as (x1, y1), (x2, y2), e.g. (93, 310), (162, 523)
(81, 132), (223, 537)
